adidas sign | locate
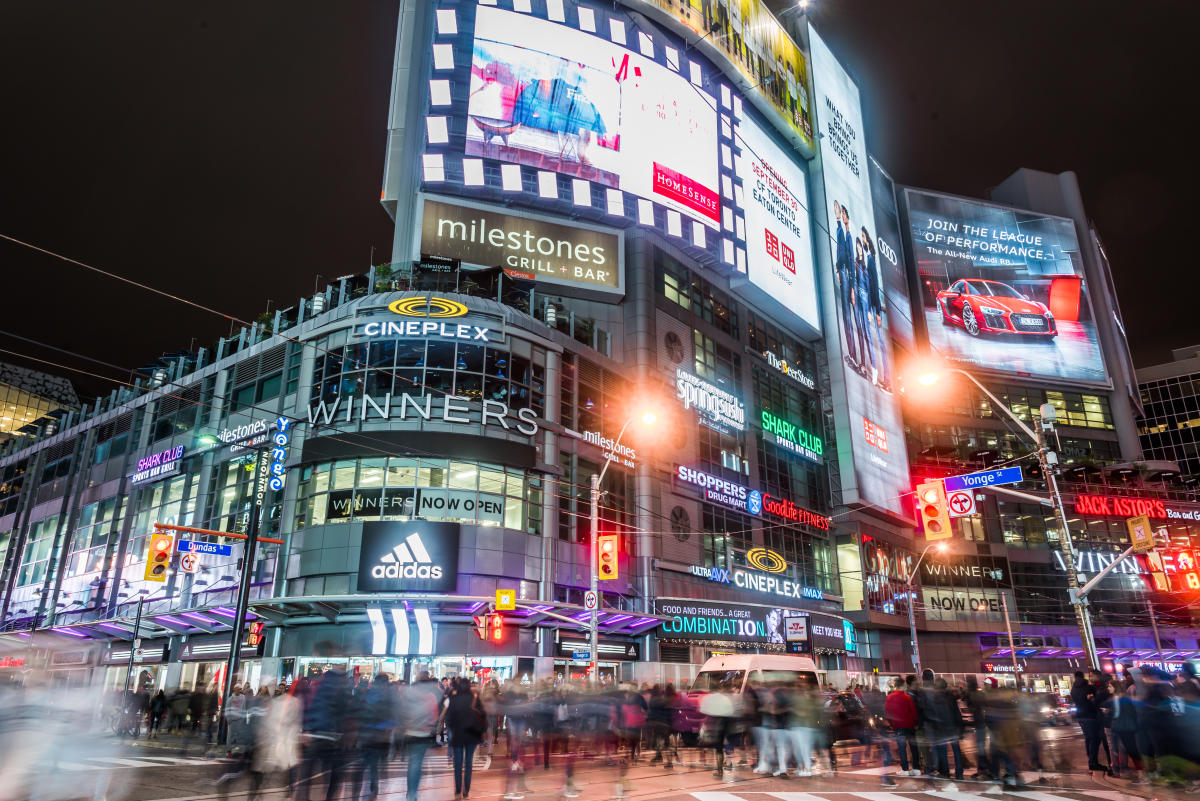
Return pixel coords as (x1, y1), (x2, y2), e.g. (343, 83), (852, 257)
(372, 531), (444, 580)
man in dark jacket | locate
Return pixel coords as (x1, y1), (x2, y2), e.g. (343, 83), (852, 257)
(964, 677), (991, 779)
(296, 644), (352, 801)
(1071, 671), (1105, 772)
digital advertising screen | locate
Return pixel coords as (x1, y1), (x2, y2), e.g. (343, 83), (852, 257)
(467, 6), (721, 229)
(636, 0), (814, 150)
(733, 115), (819, 331)
(868, 157), (915, 353)
(904, 189), (1107, 385)
(809, 26), (911, 521)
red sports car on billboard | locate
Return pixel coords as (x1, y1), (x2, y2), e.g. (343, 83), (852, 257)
(936, 279), (1057, 338)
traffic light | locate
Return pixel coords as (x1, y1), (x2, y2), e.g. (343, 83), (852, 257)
(247, 621), (266, 656)
(473, 615), (488, 641)
(144, 532), (174, 581)
(489, 613), (504, 644)
(597, 533), (619, 581)
(915, 481), (952, 541)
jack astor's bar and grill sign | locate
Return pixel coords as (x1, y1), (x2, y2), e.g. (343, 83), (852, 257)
(419, 197), (623, 295)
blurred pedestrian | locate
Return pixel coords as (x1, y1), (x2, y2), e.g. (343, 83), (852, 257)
(149, 689), (168, 738)
(699, 679), (736, 779)
(295, 646), (352, 801)
(399, 670), (442, 801)
(885, 677), (919, 779)
(1071, 670), (1106, 773)
(444, 677), (486, 799)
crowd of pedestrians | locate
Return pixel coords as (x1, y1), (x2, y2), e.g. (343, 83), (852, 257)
(9, 657), (1200, 799)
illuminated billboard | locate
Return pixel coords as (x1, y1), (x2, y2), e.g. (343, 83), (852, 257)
(467, 6), (720, 229)
(868, 157), (915, 353)
(733, 115), (820, 331)
(637, 0), (813, 149)
(903, 189), (1106, 385)
(419, 197), (623, 296)
(809, 27), (911, 521)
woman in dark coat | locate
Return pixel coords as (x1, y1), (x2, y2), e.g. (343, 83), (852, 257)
(443, 678), (485, 798)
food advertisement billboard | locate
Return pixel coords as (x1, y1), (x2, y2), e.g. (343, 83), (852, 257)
(637, 0), (813, 149)
(467, 6), (720, 229)
(809, 27), (911, 521)
(733, 116), (820, 331)
(904, 189), (1107, 385)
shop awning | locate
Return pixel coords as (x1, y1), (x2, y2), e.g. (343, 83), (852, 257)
(982, 646), (1200, 662)
(0, 606), (257, 645)
(248, 594), (666, 636)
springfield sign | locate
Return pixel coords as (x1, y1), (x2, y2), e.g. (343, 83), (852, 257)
(421, 198), (622, 295)
(676, 369), (746, 433)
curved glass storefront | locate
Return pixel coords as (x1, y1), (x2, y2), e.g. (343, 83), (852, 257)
(292, 457), (544, 534)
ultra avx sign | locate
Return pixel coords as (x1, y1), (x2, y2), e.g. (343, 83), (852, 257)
(943, 466), (1023, 492)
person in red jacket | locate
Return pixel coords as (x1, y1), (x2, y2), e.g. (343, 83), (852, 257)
(885, 679), (921, 776)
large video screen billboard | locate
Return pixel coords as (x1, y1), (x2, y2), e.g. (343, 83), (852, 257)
(637, 0), (814, 150)
(904, 189), (1107, 385)
(868, 157), (915, 353)
(733, 116), (820, 332)
(809, 27), (911, 521)
(467, 6), (720, 229)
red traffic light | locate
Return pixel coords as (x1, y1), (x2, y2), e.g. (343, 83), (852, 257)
(597, 533), (619, 580)
(489, 613), (504, 643)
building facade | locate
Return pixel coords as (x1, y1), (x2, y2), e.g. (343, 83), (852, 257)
(1138, 345), (1200, 484)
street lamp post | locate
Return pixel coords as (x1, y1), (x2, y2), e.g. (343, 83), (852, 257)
(588, 411), (655, 683)
(905, 542), (945, 675)
(912, 365), (1098, 670)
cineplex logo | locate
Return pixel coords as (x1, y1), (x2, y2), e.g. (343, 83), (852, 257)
(373, 531), (443, 580)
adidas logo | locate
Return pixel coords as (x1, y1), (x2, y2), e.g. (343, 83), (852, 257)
(372, 532), (444, 580)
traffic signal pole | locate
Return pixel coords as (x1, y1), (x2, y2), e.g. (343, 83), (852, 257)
(222, 450), (265, 709)
(589, 471), (600, 683)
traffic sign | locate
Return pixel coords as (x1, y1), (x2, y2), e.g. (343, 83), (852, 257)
(179, 552), (200, 573)
(947, 489), (977, 518)
(944, 466), (1023, 492)
(177, 539), (233, 556)
(495, 589), (516, 611)
(583, 590), (599, 610)
(572, 650), (592, 661)
(1127, 515), (1155, 553)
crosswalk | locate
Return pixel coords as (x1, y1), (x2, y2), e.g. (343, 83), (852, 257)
(691, 792), (1137, 801)
(53, 754), (222, 772)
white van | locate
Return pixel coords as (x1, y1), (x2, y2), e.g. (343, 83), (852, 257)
(688, 653), (820, 694)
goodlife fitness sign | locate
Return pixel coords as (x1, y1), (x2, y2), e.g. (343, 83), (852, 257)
(675, 465), (831, 530)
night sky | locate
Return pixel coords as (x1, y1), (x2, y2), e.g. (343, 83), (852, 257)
(2, 1), (1196, 400)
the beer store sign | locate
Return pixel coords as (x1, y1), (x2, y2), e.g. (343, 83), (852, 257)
(420, 198), (623, 295)
(357, 520), (460, 593)
(760, 410), (822, 463)
(762, 351), (815, 390)
(676, 369), (746, 433)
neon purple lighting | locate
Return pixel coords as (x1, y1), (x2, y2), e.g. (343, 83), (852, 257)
(629, 617), (660, 628)
(97, 623), (131, 634)
(603, 614), (633, 625)
(208, 607), (238, 619)
(180, 612), (215, 625)
(154, 615), (190, 628)
(51, 627), (88, 638)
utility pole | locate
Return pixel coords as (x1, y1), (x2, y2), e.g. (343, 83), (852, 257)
(589, 472), (600, 684)
(1148, 598), (1162, 653)
(1001, 592), (1020, 677)
(122, 596), (145, 705)
(222, 450), (266, 707)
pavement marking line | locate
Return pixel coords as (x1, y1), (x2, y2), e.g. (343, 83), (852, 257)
(763, 793), (855, 801)
(690, 794), (758, 801)
(1007, 792), (1093, 801)
(94, 757), (169, 767)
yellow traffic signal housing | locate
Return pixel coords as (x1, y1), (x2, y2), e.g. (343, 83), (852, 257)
(144, 532), (174, 581)
(916, 481), (953, 541)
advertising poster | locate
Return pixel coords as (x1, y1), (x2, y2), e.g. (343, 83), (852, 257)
(808, 27), (911, 520)
(638, 0), (813, 148)
(467, 6), (720, 228)
(656, 599), (788, 644)
(734, 116), (820, 331)
(867, 157), (915, 353)
(904, 189), (1107, 385)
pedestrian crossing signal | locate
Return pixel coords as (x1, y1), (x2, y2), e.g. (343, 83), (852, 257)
(144, 532), (174, 582)
(247, 621), (266, 655)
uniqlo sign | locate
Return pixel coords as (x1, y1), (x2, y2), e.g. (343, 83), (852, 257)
(863, 418), (889, 453)
(763, 229), (796, 274)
